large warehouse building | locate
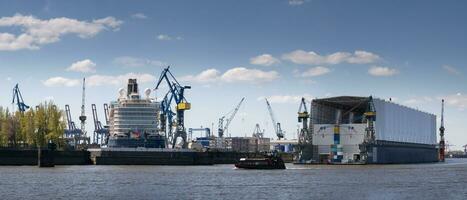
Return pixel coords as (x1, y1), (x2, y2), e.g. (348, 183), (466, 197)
(310, 96), (438, 164)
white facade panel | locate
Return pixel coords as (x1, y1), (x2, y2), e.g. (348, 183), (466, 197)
(373, 98), (436, 145)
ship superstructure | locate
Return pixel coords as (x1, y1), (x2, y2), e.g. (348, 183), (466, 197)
(107, 79), (165, 148)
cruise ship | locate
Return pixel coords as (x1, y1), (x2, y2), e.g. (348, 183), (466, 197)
(106, 79), (166, 148)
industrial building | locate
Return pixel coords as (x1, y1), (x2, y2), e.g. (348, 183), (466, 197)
(308, 96), (438, 164)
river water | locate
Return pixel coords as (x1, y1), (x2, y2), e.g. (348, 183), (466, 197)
(0, 158), (466, 200)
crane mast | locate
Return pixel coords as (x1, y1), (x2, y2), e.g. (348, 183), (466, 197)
(265, 98), (284, 140)
(218, 97), (245, 138)
(79, 78), (87, 141)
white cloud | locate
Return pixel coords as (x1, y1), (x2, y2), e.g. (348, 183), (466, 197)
(443, 93), (467, 110)
(43, 77), (80, 87)
(66, 59), (96, 73)
(0, 14), (122, 51)
(368, 66), (399, 76)
(297, 66), (331, 77)
(113, 56), (166, 67)
(179, 68), (221, 83)
(157, 34), (183, 41)
(221, 67), (279, 83)
(250, 54), (280, 66)
(288, 0), (307, 6)
(258, 94), (314, 104)
(43, 73), (155, 87)
(180, 67), (279, 84)
(131, 13), (147, 19)
(442, 65), (461, 75)
(282, 50), (380, 65)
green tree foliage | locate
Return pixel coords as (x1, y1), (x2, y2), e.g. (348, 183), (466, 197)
(0, 102), (66, 148)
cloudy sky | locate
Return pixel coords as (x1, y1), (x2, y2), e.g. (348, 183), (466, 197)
(0, 0), (466, 149)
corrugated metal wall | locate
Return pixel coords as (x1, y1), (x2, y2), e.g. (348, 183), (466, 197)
(373, 98), (436, 145)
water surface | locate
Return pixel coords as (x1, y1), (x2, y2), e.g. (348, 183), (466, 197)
(1, 159), (466, 200)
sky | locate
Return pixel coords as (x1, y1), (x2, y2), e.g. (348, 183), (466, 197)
(0, 0), (466, 150)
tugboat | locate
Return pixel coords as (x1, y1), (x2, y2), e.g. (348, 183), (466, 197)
(235, 151), (286, 170)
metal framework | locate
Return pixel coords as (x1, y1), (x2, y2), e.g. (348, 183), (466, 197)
(155, 66), (191, 148)
(265, 98), (284, 140)
(91, 104), (109, 145)
(64, 105), (83, 146)
(439, 99), (445, 162)
(218, 97), (245, 138)
(79, 78), (87, 142)
(12, 84), (29, 113)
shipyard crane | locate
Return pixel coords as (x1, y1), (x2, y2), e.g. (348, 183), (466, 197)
(160, 90), (176, 145)
(439, 99), (446, 162)
(252, 123), (264, 138)
(265, 98), (284, 140)
(296, 97), (314, 163)
(12, 84), (29, 113)
(103, 103), (110, 125)
(64, 105), (83, 147)
(218, 97), (245, 138)
(91, 104), (109, 145)
(155, 66), (191, 148)
(298, 97), (310, 144)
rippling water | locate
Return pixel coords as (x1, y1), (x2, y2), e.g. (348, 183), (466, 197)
(1, 158), (466, 200)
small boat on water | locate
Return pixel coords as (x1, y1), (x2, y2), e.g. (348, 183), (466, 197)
(235, 152), (286, 170)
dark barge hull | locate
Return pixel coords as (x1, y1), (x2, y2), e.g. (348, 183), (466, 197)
(363, 140), (439, 164)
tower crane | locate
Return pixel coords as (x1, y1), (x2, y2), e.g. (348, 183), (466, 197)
(155, 66), (191, 148)
(79, 78), (87, 144)
(265, 98), (284, 140)
(439, 99), (446, 162)
(91, 104), (109, 145)
(12, 84), (29, 113)
(218, 97), (245, 138)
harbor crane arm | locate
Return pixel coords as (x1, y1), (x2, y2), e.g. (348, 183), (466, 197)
(266, 98), (284, 140)
(223, 97), (245, 132)
(12, 84), (30, 112)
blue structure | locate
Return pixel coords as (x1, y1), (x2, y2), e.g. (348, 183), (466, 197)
(155, 66), (191, 148)
(12, 84), (29, 113)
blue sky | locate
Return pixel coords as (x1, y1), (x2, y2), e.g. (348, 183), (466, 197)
(0, 0), (466, 149)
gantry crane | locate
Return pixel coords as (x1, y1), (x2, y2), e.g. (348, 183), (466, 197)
(439, 99), (446, 162)
(91, 104), (109, 145)
(155, 66), (191, 148)
(265, 98), (284, 140)
(12, 84), (29, 113)
(64, 105), (83, 147)
(103, 103), (110, 125)
(218, 97), (245, 138)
